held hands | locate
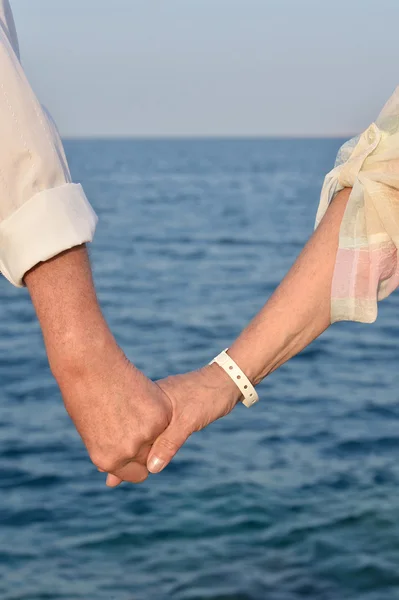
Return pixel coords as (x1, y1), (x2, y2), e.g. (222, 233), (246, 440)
(55, 342), (173, 485)
(107, 363), (242, 487)
(55, 341), (241, 486)
(25, 247), (243, 486)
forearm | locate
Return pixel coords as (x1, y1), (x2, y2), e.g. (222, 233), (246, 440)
(228, 187), (351, 385)
(25, 244), (173, 487)
(24, 245), (118, 380)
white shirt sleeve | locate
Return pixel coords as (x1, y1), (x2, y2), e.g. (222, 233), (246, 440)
(0, 0), (97, 287)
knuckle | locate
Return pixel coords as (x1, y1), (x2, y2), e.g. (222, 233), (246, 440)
(90, 437), (144, 473)
(139, 414), (166, 444)
(140, 424), (155, 443)
(157, 437), (180, 454)
(90, 451), (119, 474)
(126, 440), (141, 459)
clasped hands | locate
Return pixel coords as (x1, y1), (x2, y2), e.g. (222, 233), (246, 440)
(54, 338), (242, 487)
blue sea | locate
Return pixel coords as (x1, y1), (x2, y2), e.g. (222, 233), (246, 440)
(1, 138), (399, 600)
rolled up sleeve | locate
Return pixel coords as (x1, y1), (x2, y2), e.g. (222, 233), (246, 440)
(315, 86), (399, 324)
(0, 0), (97, 287)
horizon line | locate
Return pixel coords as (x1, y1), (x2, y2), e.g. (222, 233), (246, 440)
(62, 133), (354, 141)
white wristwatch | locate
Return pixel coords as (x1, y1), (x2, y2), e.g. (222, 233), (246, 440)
(210, 349), (259, 408)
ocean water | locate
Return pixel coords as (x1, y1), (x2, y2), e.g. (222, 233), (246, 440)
(1, 138), (399, 600)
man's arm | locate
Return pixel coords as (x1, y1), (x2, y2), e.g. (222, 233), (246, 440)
(146, 188), (352, 474)
(24, 245), (111, 378)
(25, 245), (173, 485)
(0, 3), (172, 485)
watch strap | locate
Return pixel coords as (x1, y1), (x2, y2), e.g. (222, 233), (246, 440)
(210, 348), (259, 408)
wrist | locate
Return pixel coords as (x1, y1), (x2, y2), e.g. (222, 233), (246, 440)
(226, 343), (264, 385)
(204, 362), (243, 407)
(48, 319), (120, 384)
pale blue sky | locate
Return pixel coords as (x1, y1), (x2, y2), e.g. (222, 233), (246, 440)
(11, 0), (399, 137)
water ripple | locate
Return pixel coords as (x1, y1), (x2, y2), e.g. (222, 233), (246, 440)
(0, 138), (397, 599)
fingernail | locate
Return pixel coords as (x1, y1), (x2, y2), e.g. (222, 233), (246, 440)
(106, 474), (122, 488)
(148, 456), (166, 474)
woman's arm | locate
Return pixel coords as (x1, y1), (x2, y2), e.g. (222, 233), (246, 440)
(147, 187), (352, 474)
(228, 186), (352, 384)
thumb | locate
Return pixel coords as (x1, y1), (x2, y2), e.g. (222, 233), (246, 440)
(147, 424), (189, 474)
